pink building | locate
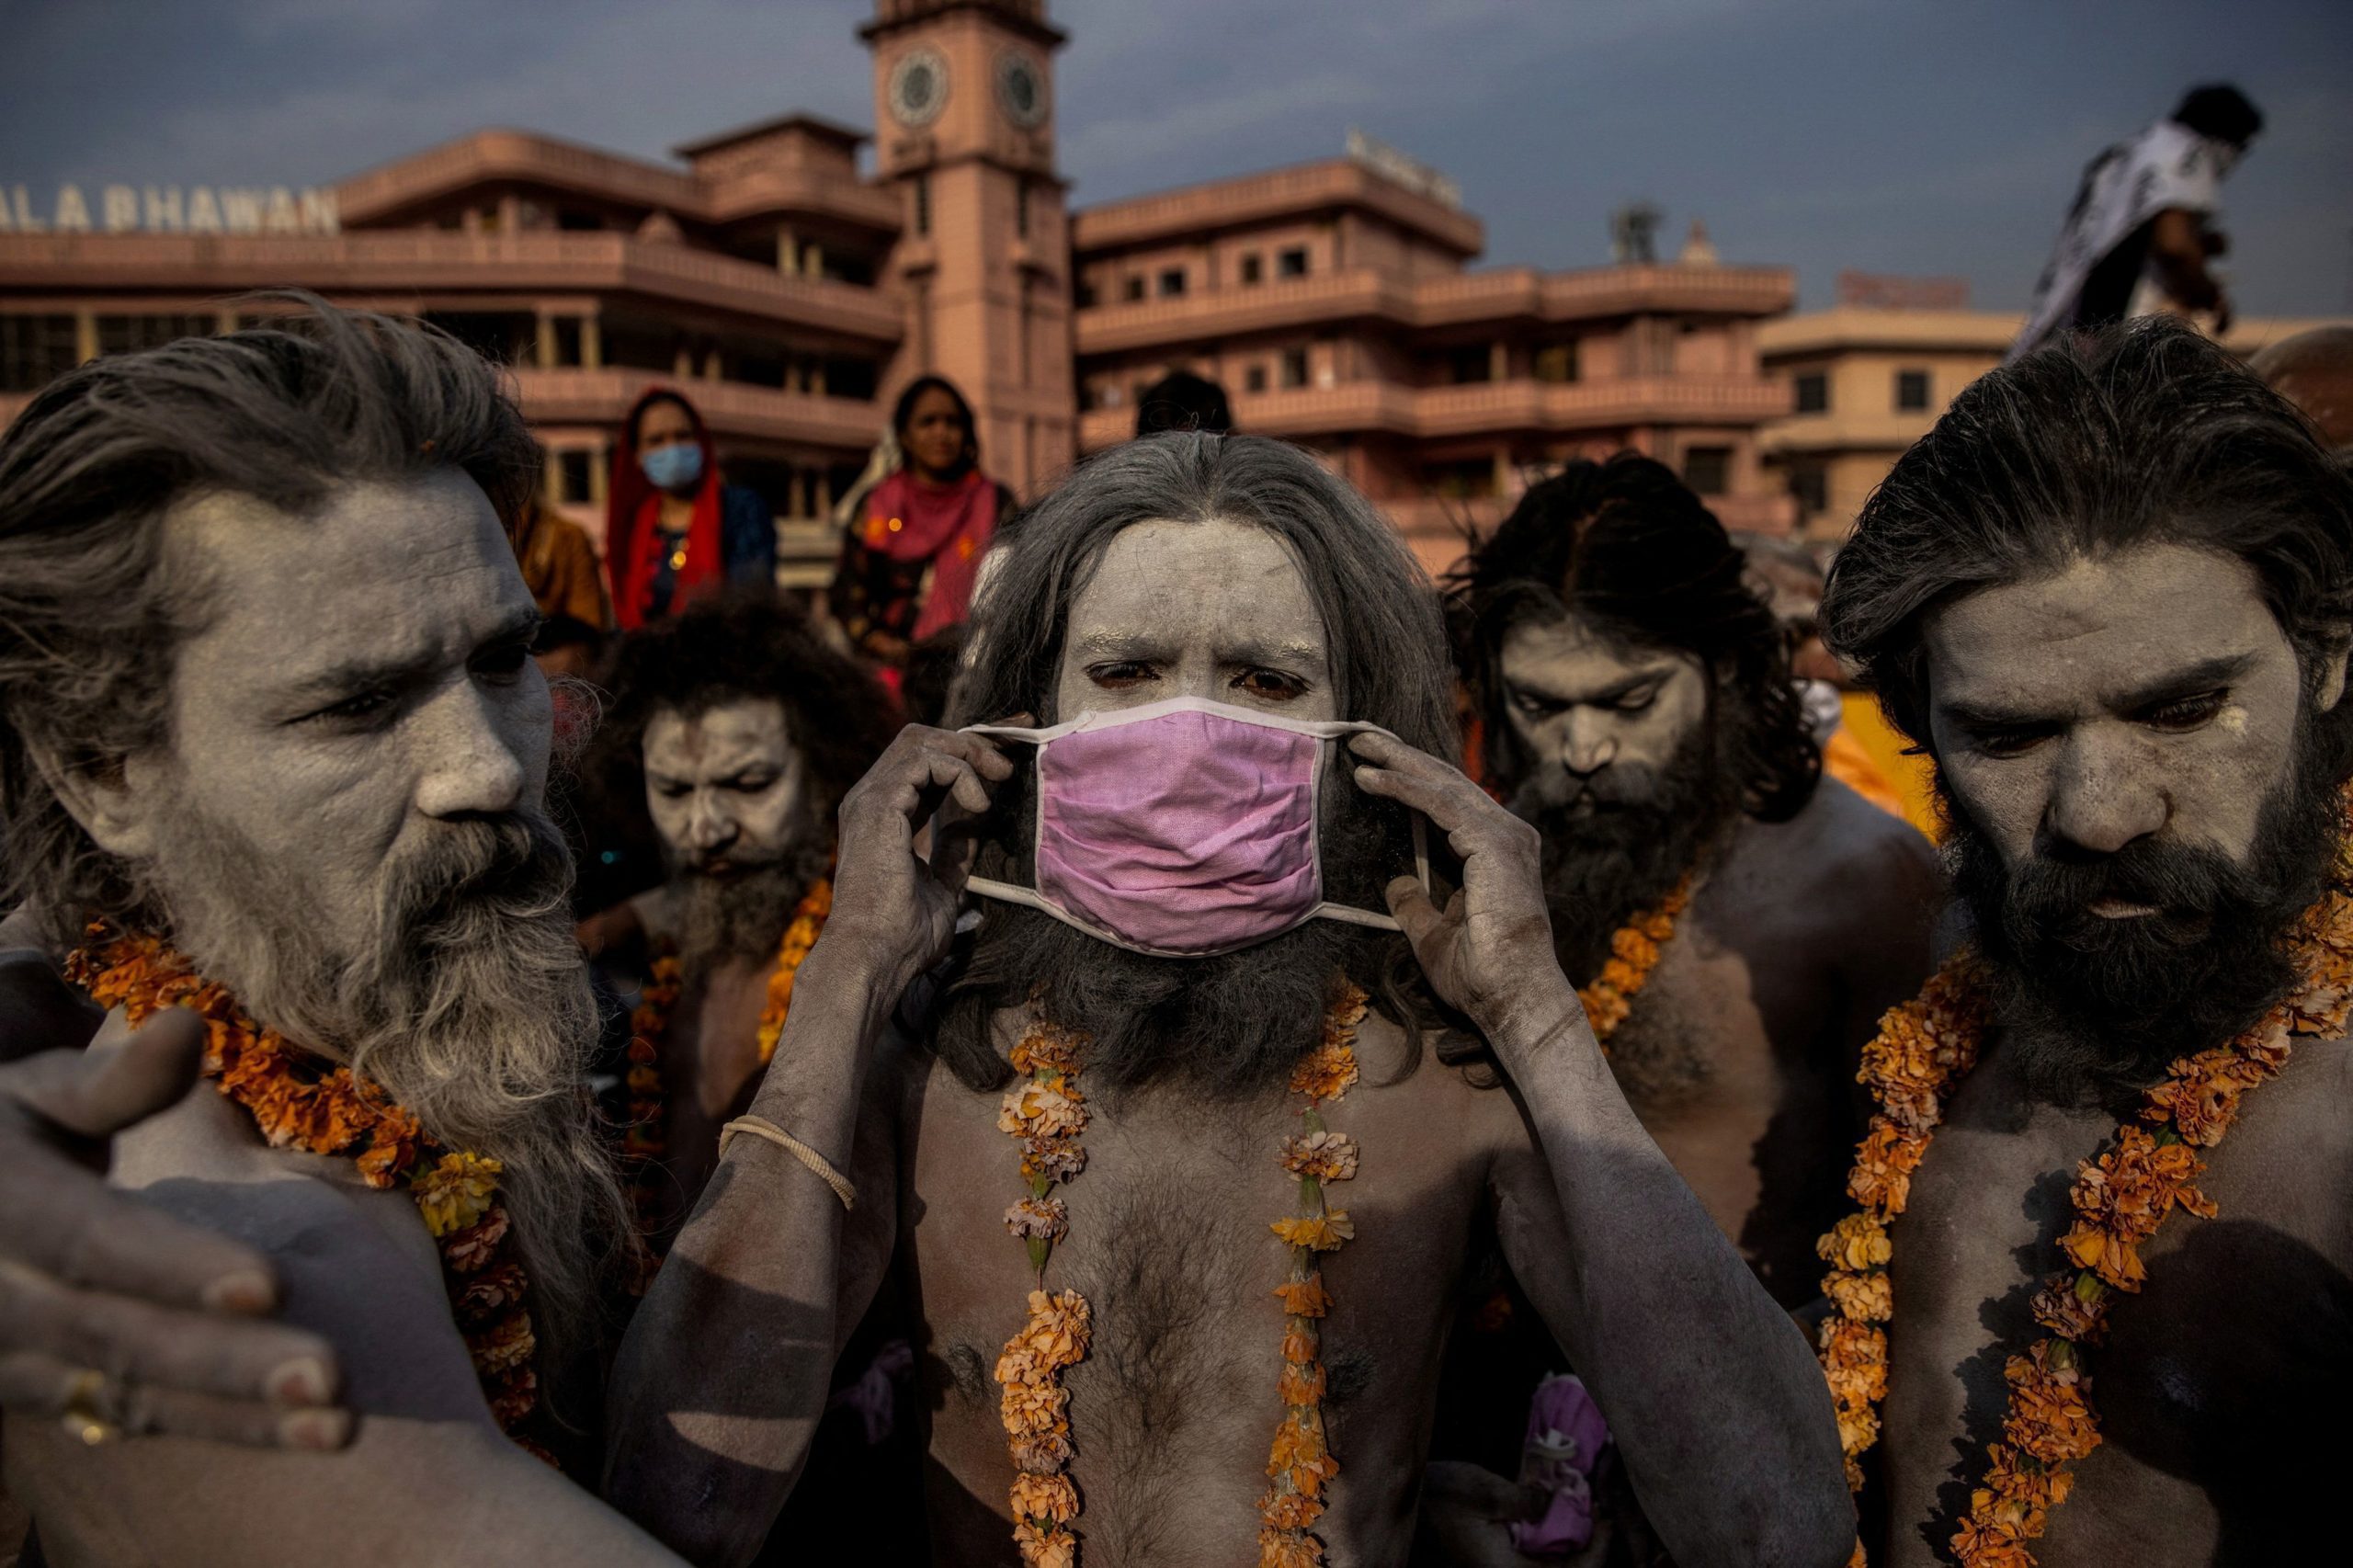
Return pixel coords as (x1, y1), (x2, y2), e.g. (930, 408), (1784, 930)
(0, 0), (1794, 584)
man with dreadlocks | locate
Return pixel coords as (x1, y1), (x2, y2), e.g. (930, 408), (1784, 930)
(574, 590), (892, 1248)
(1449, 456), (1941, 1304)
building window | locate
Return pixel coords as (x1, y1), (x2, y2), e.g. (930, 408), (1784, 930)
(1240, 252), (1263, 285)
(557, 449), (595, 505)
(1075, 280), (1097, 309)
(1016, 177), (1031, 240)
(1279, 348), (1311, 389)
(1794, 371), (1829, 414)
(1533, 342), (1579, 383)
(1245, 362), (1269, 394)
(0, 313), (80, 392)
(1788, 464), (1829, 516)
(914, 176), (930, 237)
(1683, 445), (1732, 497)
(1124, 276), (1145, 302)
(1278, 247), (1309, 278)
(555, 209), (603, 232)
(1158, 267), (1187, 298)
(1448, 345), (1492, 385)
(1894, 369), (1932, 412)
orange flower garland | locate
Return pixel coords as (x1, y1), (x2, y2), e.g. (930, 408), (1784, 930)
(996, 1017), (1094, 1568)
(1257, 981), (1368, 1568)
(1577, 876), (1693, 1044)
(621, 877), (831, 1257)
(1816, 867), (2353, 1565)
(63, 926), (550, 1449)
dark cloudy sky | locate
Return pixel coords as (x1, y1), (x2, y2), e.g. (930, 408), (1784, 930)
(3, 0), (2347, 312)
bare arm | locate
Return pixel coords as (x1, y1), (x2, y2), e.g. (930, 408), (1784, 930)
(1348, 733), (1852, 1568)
(601, 722), (1016, 1566)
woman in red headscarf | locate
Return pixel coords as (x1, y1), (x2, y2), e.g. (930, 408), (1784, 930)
(606, 388), (779, 630)
(827, 375), (1010, 668)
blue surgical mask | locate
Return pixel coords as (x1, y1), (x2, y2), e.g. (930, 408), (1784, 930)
(641, 442), (704, 492)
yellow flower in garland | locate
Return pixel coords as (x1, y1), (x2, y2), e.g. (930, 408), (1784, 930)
(1259, 981), (1368, 1567)
(413, 1152), (504, 1239)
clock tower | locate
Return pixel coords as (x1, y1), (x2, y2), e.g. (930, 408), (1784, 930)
(863, 0), (1074, 496)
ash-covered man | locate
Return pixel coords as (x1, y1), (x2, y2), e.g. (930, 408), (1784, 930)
(1449, 456), (1941, 1303)
(574, 592), (892, 1243)
(0, 306), (684, 1560)
(1815, 320), (2353, 1563)
(604, 434), (1851, 1565)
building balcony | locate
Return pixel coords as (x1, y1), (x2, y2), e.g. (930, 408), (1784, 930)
(0, 231), (904, 345)
(511, 368), (882, 452)
(1074, 263), (1795, 356)
(335, 129), (903, 235)
(1074, 159), (1483, 257)
(1079, 374), (1790, 450)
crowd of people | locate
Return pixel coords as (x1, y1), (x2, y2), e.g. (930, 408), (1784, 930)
(0, 285), (2347, 1568)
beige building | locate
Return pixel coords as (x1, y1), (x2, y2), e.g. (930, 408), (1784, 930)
(1759, 301), (2347, 540)
(1073, 169), (1797, 574)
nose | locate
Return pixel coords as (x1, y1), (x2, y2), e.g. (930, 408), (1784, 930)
(683, 796), (740, 856)
(2043, 732), (2166, 856)
(412, 683), (530, 820)
(1559, 710), (1618, 778)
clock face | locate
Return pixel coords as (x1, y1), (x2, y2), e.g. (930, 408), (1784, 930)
(996, 50), (1049, 129)
(888, 47), (949, 128)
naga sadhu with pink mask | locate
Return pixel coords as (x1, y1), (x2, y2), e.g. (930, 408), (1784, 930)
(0, 307), (1846, 1568)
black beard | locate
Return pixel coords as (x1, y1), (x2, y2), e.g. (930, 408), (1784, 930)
(1947, 720), (2345, 1105)
(668, 837), (827, 972)
(1506, 718), (1742, 985)
(945, 781), (1416, 1101)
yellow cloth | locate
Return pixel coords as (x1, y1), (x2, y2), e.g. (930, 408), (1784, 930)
(516, 505), (613, 629)
(1838, 692), (1944, 842)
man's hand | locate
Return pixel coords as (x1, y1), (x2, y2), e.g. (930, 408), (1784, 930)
(0, 1008), (349, 1447)
(1347, 732), (1573, 1040)
(824, 720), (1019, 996)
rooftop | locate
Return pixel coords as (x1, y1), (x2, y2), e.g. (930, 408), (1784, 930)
(1073, 156), (1484, 258)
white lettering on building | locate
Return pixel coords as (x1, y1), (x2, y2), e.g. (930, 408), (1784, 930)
(0, 183), (342, 235)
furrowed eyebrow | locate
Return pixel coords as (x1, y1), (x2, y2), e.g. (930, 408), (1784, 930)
(2112, 653), (2256, 712)
(1938, 653), (2256, 733)
(281, 608), (541, 704)
(1507, 664), (1673, 706)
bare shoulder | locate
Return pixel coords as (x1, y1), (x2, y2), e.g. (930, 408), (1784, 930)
(1725, 777), (1941, 933)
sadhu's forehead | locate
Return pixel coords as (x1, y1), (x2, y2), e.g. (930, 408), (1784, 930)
(1925, 543), (2278, 715)
(1064, 517), (1328, 664)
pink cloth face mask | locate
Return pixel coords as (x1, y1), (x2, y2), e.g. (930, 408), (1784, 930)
(961, 697), (1424, 959)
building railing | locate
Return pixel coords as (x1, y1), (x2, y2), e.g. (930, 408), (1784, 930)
(1072, 160), (1483, 255)
(0, 231), (905, 343)
(512, 367), (882, 449)
(335, 130), (903, 234)
(1074, 264), (1795, 352)
(1083, 374), (1788, 449)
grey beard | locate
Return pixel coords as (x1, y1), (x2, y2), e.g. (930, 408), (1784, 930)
(137, 797), (628, 1386)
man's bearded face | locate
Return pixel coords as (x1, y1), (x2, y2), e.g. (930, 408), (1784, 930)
(1926, 542), (2352, 1097)
(1494, 614), (1737, 982)
(643, 697), (822, 966)
(972, 516), (1405, 1098)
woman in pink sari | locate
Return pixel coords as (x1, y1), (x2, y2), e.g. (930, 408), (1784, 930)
(827, 376), (1009, 672)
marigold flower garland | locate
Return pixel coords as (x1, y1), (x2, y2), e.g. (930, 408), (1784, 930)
(1577, 876), (1692, 1044)
(621, 877), (831, 1256)
(1258, 980), (1368, 1568)
(63, 926), (550, 1449)
(1816, 867), (2353, 1567)
(995, 1017), (1094, 1568)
